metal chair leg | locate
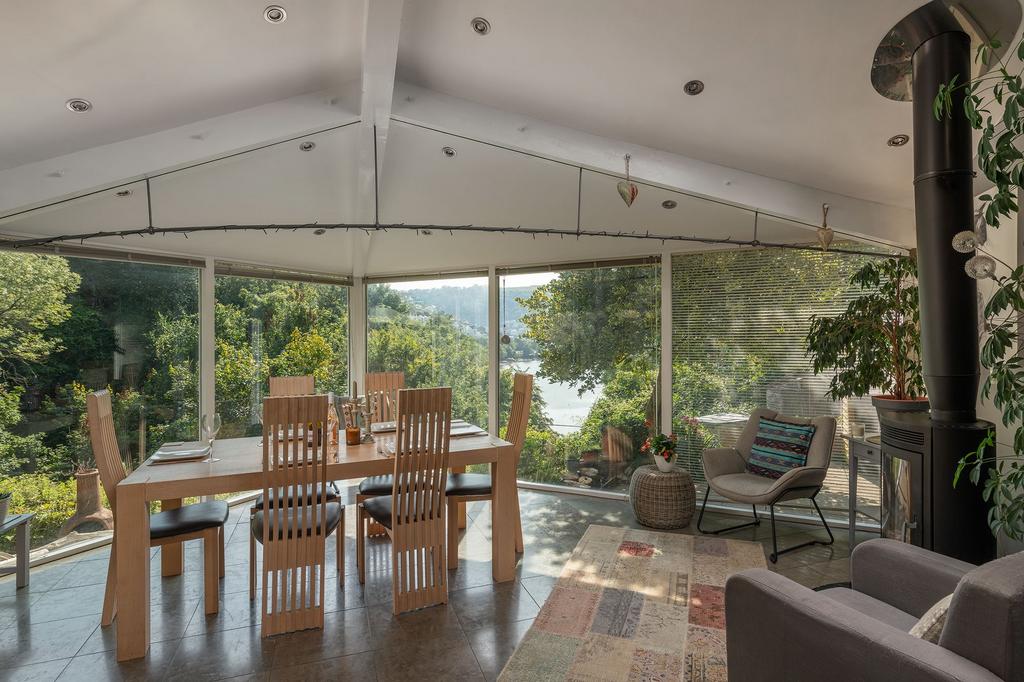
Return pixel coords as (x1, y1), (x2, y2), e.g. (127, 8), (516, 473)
(767, 492), (834, 563)
(697, 485), (761, 536)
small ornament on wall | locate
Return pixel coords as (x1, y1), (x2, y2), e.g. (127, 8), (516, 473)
(617, 154), (639, 207)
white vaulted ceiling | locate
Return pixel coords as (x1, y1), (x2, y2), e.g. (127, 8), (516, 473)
(0, 0), (363, 170)
(7, 0), (1017, 274)
(396, 0), (926, 208)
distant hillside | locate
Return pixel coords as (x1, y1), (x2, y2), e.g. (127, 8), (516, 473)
(401, 284), (540, 355)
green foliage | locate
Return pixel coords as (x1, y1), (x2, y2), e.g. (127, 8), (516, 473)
(519, 267), (659, 393)
(0, 474), (78, 552)
(936, 36), (1024, 540)
(806, 257), (923, 401)
(0, 253), (79, 383)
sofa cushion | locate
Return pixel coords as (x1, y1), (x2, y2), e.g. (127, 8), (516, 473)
(909, 594), (953, 644)
(746, 418), (816, 479)
(821, 587), (919, 632)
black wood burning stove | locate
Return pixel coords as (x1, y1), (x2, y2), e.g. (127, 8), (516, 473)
(869, 0), (1020, 565)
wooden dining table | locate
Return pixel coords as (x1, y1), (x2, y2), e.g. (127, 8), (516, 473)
(114, 430), (516, 661)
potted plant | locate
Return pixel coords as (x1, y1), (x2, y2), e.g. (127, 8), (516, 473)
(806, 256), (926, 418)
(642, 432), (678, 472)
(0, 490), (10, 526)
(935, 35), (1024, 542)
(59, 460), (113, 535)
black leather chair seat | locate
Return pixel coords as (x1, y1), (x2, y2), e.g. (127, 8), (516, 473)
(253, 482), (340, 510)
(251, 502), (343, 542)
(361, 495), (394, 530)
(357, 475), (393, 496)
(446, 473), (493, 497)
(150, 500), (229, 540)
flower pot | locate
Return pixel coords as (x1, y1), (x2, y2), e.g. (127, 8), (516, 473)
(0, 496), (9, 525)
(59, 468), (114, 535)
(872, 395), (930, 420)
(653, 453), (677, 473)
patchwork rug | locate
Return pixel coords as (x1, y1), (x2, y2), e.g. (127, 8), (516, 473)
(499, 525), (767, 681)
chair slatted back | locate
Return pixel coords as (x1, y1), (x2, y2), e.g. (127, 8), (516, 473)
(505, 373), (533, 455)
(260, 394), (329, 636)
(365, 371), (404, 423)
(390, 386), (451, 612)
(269, 375), (315, 396)
(87, 391), (127, 510)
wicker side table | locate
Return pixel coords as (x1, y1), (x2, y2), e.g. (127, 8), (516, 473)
(629, 465), (696, 529)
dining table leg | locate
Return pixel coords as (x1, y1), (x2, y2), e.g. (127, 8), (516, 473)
(116, 483), (151, 661)
(490, 446), (516, 582)
(160, 499), (184, 577)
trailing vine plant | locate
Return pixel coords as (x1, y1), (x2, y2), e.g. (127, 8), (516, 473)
(935, 35), (1024, 540)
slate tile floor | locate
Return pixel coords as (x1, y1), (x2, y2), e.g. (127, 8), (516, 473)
(0, 486), (872, 681)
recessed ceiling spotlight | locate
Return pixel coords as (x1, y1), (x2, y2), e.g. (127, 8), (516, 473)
(264, 5), (286, 23)
(115, 189), (133, 198)
(299, 141), (316, 151)
(313, 228), (326, 236)
(441, 146), (457, 158)
(887, 133), (910, 147)
(471, 17), (491, 35)
(66, 98), (92, 113)
(661, 199), (678, 209)
(683, 80), (704, 96)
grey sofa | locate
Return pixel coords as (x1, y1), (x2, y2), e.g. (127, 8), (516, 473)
(698, 408), (836, 562)
(725, 538), (1024, 681)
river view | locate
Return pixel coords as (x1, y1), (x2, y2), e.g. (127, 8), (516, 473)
(501, 359), (602, 434)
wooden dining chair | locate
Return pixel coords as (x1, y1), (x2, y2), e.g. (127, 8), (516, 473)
(269, 374), (315, 396)
(356, 387), (451, 614)
(364, 371), (404, 423)
(87, 390), (228, 626)
(251, 394), (344, 636)
(357, 371), (406, 535)
(446, 373), (532, 569)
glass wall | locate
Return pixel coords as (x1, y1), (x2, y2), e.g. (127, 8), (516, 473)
(671, 247), (880, 522)
(215, 275), (349, 438)
(0, 252), (199, 556)
(499, 263), (661, 493)
(366, 276), (488, 428)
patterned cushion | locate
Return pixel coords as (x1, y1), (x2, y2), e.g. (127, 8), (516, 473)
(909, 593), (953, 643)
(746, 418), (816, 479)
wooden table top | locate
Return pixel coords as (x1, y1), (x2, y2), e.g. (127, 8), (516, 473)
(120, 432), (513, 500)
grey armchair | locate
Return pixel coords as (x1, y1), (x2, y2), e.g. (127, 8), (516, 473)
(725, 539), (1024, 681)
(697, 408), (836, 562)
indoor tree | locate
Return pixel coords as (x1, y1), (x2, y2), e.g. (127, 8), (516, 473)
(806, 256), (924, 403)
(935, 36), (1024, 540)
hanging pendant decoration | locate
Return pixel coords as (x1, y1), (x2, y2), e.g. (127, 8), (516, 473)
(817, 203), (834, 251)
(617, 154), (639, 207)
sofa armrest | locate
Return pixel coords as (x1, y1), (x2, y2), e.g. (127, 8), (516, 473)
(725, 569), (1001, 682)
(701, 448), (746, 480)
(852, 539), (975, 618)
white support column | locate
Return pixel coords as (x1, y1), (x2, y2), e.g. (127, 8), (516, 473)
(199, 257), (216, 432)
(349, 276), (367, 394)
(660, 252), (673, 433)
(488, 266), (500, 434)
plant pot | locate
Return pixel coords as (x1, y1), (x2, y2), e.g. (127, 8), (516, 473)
(653, 453), (677, 473)
(0, 495), (9, 526)
(871, 395), (930, 418)
(59, 468), (114, 536)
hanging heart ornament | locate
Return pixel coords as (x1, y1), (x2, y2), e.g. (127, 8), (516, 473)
(617, 180), (639, 207)
(617, 153), (639, 207)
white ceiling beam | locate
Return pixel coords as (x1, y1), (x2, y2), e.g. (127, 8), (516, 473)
(391, 82), (916, 247)
(351, 0), (404, 277)
(355, 0), (403, 226)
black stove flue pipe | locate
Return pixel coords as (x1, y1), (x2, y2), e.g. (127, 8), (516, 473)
(909, 9), (979, 423)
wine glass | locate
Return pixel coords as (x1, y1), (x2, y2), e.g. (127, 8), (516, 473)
(202, 413), (223, 447)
